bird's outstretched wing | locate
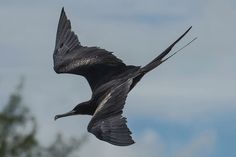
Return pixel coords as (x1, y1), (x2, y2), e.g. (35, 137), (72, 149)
(53, 8), (126, 91)
(87, 79), (134, 146)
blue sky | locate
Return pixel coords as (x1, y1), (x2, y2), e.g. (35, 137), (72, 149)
(0, 0), (235, 156)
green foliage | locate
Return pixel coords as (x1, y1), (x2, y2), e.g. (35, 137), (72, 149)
(0, 80), (37, 157)
(0, 80), (87, 157)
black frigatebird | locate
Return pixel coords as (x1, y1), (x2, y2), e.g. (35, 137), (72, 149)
(54, 8), (195, 146)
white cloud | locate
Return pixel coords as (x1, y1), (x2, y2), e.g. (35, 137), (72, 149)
(76, 129), (216, 157)
(175, 130), (217, 157)
(78, 129), (164, 157)
(125, 74), (236, 123)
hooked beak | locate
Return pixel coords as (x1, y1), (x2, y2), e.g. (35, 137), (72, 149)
(54, 110), (76, 121)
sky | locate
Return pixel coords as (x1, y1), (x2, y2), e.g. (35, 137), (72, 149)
(0, 0), (235, 156)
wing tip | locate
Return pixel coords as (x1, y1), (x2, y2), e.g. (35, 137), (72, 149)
(188, 26), (192, 31)
(110, 139), (135, 146)
(100, 131), (135, 146)
(185, 26), (192, 36)
(88, 115), (135, 146)
(59, 7), (67, 21)
(61, 7), (65, 14)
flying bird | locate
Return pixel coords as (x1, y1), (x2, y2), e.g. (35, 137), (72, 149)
(54, 8), (194, 146)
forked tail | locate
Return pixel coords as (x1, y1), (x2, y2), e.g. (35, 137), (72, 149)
(141, 26), (196, 74)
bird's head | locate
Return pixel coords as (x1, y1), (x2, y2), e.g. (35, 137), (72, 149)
(54, 101), (91, 120)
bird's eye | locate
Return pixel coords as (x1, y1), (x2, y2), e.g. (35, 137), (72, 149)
(60, 43), (64, 48)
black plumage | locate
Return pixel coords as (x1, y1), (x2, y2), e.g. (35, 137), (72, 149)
(54, 8), (193, 146)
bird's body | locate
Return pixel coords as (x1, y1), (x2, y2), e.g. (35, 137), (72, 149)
(54, 8), (193, 146)
(71, 65), (140, 116)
